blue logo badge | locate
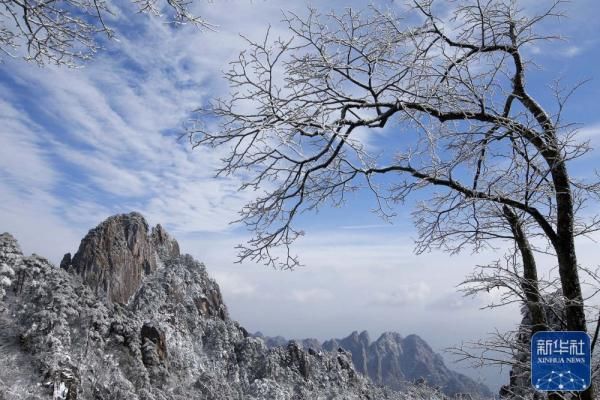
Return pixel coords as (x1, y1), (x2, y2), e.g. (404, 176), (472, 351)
(531, 331), (591, 392)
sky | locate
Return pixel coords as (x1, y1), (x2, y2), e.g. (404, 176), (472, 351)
(1, 0), (600, 392)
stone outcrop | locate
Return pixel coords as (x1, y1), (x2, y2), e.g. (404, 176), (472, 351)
(150, 224), (180, 260)
(141, 321), (168, 368)
(258, 330), (492, 398)
(323, 330), (371, 375)
(68, 212), (180, 304)
(0, 214), (431, 400)
(59, 253), (71, 270)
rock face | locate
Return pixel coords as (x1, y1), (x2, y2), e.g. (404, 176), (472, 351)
(68, 212), (180, 304)
(323, 330), (372, 376)
(257, 330), (492, 398)
(0, 213), (441, 400)
(141, 322), (168, 366)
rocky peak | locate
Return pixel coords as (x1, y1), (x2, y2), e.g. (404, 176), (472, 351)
(401, 334), (432, 359)
(150, 223), (180, 260)
(68, 212), (180, 304)
(259, 330), (492, 398)
(376, 332), (404, 346)
(322, 330), (372, 376)
(359, 330), (370, 344)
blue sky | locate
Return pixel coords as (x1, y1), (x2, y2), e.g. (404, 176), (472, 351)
(1, 0), (600, 391)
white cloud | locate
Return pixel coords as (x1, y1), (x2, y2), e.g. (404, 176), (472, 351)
(577, 123), (600, 140)
(210, 271), (256, 297)
(564, 46), (583, 57)
(530, 44), (586, 59)
(371, 282), (431, 307)
(0, 99), (57, 191)
(0, 2), (278, 235)
(428, 290), (492, 311)
(290, 288), (334, 303)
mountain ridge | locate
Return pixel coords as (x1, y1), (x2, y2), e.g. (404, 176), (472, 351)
(0, 212), (487, 399)
(253, 330), (492, 398)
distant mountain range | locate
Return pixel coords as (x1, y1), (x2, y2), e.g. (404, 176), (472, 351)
(253, 330), (492, 398)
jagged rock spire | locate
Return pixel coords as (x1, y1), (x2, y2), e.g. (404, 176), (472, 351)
(68, 212), (180, 304)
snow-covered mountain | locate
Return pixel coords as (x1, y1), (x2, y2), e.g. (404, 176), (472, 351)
(254, 330), (491, 398)
(0, 212), (470, 399)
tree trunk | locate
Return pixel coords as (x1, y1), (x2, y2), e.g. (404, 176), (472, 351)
(551, 162), (593, 400)
(503, 206), (547, 333)
(503, 206), (561, 400)
(554, 164), (586, 331)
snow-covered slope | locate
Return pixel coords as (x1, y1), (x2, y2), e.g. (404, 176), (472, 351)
(0, 213), (447, 400)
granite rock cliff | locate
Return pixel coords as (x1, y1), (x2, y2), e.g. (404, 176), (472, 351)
(64, 212), (180, 304)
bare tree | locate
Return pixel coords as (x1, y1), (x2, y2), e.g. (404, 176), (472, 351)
(190, 1), (600, 398)
(0, 0), (214, 65)
(452, 249), (600, 399)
